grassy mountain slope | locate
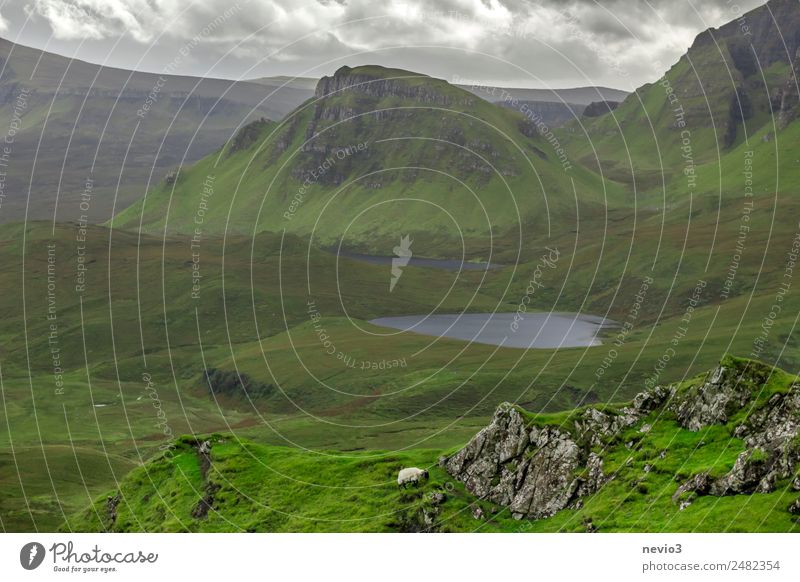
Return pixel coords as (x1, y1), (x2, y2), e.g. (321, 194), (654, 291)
(560, 0), (800, 193)
(0, 37), (312, 224)
(111, 65), (623, 251)
(65, 356), (799, 532)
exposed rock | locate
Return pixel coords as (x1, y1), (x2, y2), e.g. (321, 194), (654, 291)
(429, 492), (446, 506)
(633, 385), (674, 413)
(671, 364), (763, 430)
(228, 117), (270, 154)
(315, 66), (465, 108)
(789, 498), (800, 515)
(712, 386), (800, 495)
(574, 385), (671, 446)
(711, 449), (773, 495)
(577, 452), (606, 497)
(164, 168), (179, 186)
(446, 358), (799, 523)
(196, 440), (212, 480)
(105, 493), (121, 529)
(583, 100), (620, 117)
(734, 388), (800, 449)
(422, 508), (438, 527)
(472, 506), (485, 520)
(444, 403), (603, 519)
(672, 472), (712, 507)
(774, 48), (800, 130)
(191, 482), (221, 519)
(676, 382), (799, 500)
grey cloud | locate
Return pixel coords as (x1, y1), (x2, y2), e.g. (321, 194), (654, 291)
(4, 0), (769, 89)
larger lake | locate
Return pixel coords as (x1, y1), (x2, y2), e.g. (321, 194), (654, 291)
(369, 312), (616, 349)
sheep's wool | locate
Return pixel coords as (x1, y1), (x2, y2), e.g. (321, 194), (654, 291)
(397, 467), (425, 485)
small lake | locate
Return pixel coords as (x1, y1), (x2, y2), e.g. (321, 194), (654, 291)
(335, 252), (500, 271)
(369, 312), (616, 349)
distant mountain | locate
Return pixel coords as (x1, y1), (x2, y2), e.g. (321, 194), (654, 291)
(112, 64), (619, 250)
(458, 84), (629, 106)
(567, 0), (800, 185)
(497, 99), (586, 127)
(0, 38), (313, 224)
(250, 75), (319, 91)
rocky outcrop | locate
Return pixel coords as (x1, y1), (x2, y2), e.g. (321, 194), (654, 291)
(228, 117), (271, 154)
(583, 100), (619, 118)
(673, 375), (799, 506)
(773, 47), (800, 130)
(446, 357), (799, 521)
(714, 386), (799, 495)
(669, 363), (767, 431)
(189, 438), (219, 519)
(443, 403), (604, 519)
(315, 65), (464, 107)
(443, 382), (677, 519)
(576, 384), (673, 446)
(105, 493), (121, 529)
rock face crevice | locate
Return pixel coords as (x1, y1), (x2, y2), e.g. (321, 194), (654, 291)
(190, 439), (219, 520)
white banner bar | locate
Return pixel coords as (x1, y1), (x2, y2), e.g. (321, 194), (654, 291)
(0, 533), (797, 581)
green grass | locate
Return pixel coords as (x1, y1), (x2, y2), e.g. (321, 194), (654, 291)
(66, 366), (800, 533)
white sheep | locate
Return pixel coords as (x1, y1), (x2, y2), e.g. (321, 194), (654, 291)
(397, 467), (429, 487)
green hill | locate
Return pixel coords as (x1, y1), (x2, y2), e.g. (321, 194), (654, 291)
(111, 65), (622, 252)
(561, 0), (800, 193)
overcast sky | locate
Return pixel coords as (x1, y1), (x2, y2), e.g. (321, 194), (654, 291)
(0, 0), (768, 90)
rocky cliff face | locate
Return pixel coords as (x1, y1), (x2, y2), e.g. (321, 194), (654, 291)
(773, 47), (800, 130)
(444, 357), (800, 521)
(308, 65), (476, 130)
(443, 383), (670, 519)
(315, 65), (471, 108)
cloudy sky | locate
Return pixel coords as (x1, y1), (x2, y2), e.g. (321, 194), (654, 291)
(0, 0), (767, 89)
